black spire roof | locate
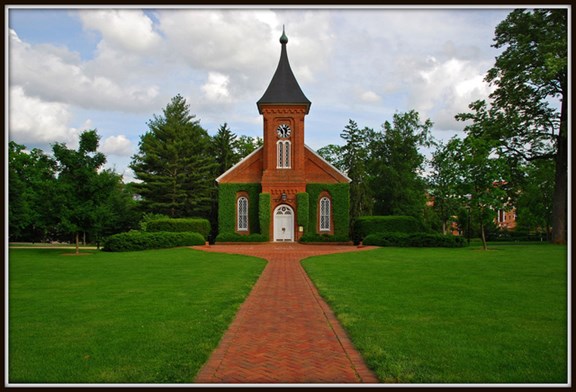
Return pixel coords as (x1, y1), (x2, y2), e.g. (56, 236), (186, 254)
(257, 27), (311, 114)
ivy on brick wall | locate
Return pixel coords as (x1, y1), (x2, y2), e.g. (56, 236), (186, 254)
(259, 193), (270, 240)
(218, 183), (261, 235)
(296, 192), (309, 230)
(306, 183), (350, 240)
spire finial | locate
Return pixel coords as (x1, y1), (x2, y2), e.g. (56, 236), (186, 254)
(280, 25), (288, 44)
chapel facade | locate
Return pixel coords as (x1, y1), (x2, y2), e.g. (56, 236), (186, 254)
(216, 29), (350, 242)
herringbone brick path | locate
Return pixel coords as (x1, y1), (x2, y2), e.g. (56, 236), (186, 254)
(193, 243), (379, 384)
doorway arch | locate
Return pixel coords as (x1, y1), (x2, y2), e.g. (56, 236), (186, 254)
(273, 205), (294, 242)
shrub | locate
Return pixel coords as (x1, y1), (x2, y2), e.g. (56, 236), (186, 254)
(102, 231), (205, 252)
(300, 233), (351, 243)
(138, 213), (169, 232)
(146, 218), (210, 239)
(354, 216), (424, 242)
(215, 232), (268, 243)
(363, 232), (466, 248)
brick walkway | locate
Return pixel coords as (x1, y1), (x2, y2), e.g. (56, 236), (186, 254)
(193, 243), (379, 384)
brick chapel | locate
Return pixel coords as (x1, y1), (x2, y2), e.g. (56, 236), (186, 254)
(216, 28), (350, 242)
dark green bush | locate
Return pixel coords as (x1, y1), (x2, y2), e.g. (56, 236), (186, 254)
(300, 233), (351, 243)
(146, 218), (210, 239)
(363, 232), (466, 248)
(102, 231), (205, 252)
(354, 216), (424, 242)
(215, 232), (268, 243)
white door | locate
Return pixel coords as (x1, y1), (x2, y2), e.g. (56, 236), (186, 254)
(274, 205), (294, 242)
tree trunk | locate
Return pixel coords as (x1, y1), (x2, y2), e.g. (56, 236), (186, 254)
(551, 89), (567, 244)
(480, 222), (488, 251)
(75, 232), (80, 255)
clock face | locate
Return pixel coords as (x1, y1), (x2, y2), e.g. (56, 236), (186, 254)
(276, 123), (291, 138)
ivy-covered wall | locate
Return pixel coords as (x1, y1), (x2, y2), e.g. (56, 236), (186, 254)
(259, 193), (271, 240)
(306, 183), (350, 240)
(296, 192), (309, 230)
(218, 183), (261, 235)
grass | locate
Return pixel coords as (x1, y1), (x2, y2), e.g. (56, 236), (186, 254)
(302, 244), (568, 384)
(8, 248), (266, 384)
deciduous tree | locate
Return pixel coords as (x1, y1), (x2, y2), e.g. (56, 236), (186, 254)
(52, 130), (111, 254)
(460, 9), (567, 243)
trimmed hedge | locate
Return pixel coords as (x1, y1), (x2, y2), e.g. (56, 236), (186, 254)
(354, 216), (424, 242)
(215, 232), (268, 243)
(363, 232), (466, 248)
(146, 218), (210, 239)
(300, 233), (351, 243)
(102, 231), (205, 252)
(306, 183), (350, 240)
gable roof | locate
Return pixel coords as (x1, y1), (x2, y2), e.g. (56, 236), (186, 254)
(257, 27), (311, 114)
(215, 146), (263, 183)
(305, 145), (351, 183)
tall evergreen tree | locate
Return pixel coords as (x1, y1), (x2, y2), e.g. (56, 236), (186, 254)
(130, 94), (217, 218)
(369, 110), (433, 219)
(210, 123), (240, 175)
(339, 119), (374, 226)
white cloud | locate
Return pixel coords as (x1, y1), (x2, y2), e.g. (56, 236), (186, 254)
(360, 91), (381, 103)
(202, 72), (231, 102)
(77, 9), (161, 53)
(9, 86), (76, 145)
(9, 28), (161, 113)
(100, 135), (134, 157)
(408, 57), (493, 131)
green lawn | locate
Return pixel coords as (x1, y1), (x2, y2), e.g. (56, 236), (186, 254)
(8, 248), (266, 384)
(302, 245), (568, 384)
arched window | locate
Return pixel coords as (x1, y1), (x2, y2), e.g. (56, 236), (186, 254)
(319, 197), (331, 231)
(277, 140), (291, 168)
(237, 197), (249, 231)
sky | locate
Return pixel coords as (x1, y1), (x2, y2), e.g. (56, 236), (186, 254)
(7, 5), (521, 182)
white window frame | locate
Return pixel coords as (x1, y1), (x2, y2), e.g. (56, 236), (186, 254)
(319, 197), (331, 231)
(277, 140), (291, 169)
(237, 196), (249, 231)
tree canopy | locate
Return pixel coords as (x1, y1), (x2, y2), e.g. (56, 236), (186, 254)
(458, 8), (567, 243)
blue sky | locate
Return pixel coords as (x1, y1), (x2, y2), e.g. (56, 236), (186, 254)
(7, 6), (522, 181)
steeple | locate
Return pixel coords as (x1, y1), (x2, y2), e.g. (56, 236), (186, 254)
(257, 26), (311, 114)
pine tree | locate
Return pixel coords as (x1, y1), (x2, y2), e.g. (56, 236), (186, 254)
(210, 123), (240, 176)
(130, 94), (217, 218)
